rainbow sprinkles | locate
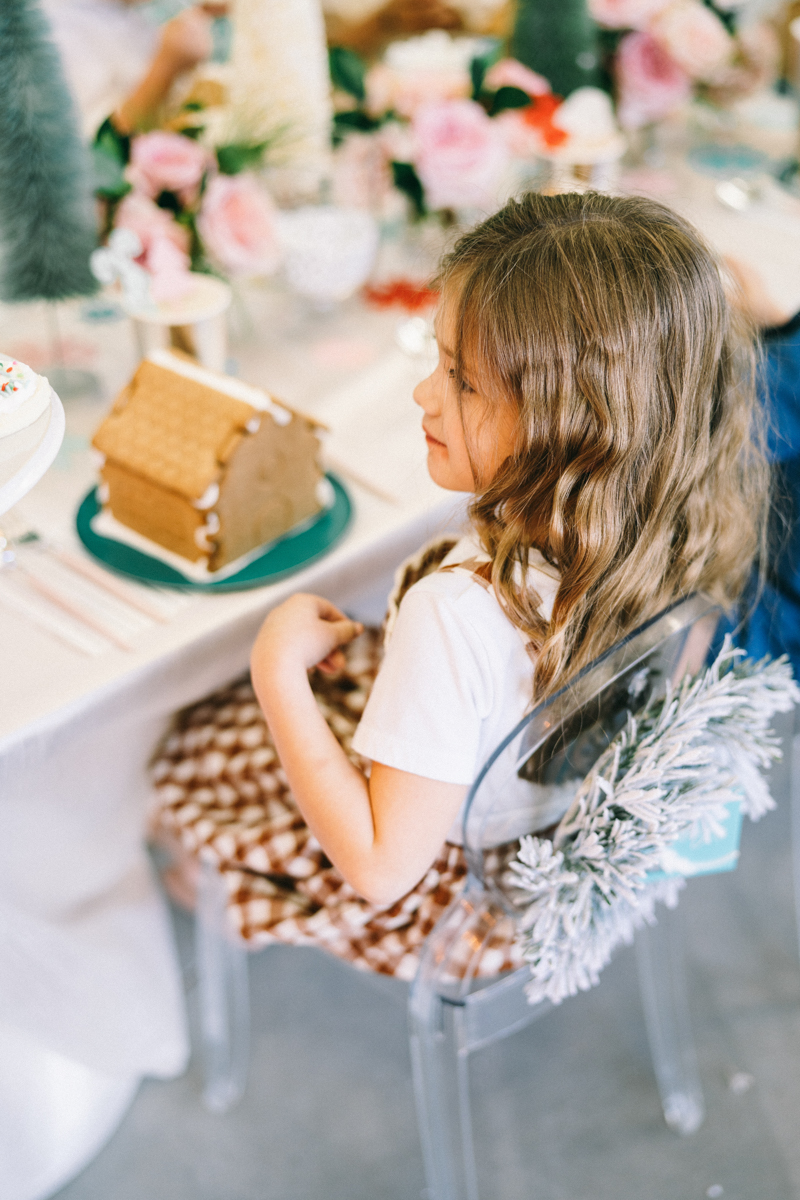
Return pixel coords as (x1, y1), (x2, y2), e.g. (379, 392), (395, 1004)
(0, 354), (52, 436)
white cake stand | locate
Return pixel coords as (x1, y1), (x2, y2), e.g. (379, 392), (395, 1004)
(0, 387), (66, 517)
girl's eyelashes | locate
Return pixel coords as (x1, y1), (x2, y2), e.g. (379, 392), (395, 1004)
(447, 367), (475, 394)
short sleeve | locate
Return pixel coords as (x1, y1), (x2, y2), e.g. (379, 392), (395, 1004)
(351, 581), (493, 784)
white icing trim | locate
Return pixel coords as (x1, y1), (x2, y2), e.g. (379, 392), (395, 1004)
(146, 349), (281, 416)
(193, 481), (220, 510)
(245, 416), (261, 434)
(270, 405), (292, 427)
(194, 511), (220, 550)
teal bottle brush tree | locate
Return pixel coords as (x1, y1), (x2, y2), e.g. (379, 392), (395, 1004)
(512, 0), (602, 98)
(0, 0), (99, 396)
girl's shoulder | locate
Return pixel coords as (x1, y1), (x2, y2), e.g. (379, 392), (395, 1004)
(384, 531), (560, 647)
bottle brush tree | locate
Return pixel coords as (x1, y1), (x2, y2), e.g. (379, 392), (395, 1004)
(0, 0), (98, 303)
(512, 0), (602, 98)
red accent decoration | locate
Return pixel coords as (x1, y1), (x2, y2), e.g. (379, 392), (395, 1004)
(363, 280), (440, 313)
(520, 93), (568, 149)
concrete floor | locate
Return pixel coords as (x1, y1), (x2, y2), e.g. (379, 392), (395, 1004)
(54, 733), (800, 1200)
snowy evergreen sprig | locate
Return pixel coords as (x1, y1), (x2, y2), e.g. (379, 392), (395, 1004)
(0, 0), (98, 302)
(508, 641), (799, 1006)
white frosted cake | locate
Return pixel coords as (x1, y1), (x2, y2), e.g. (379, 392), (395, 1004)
(0, 355), (51, 437)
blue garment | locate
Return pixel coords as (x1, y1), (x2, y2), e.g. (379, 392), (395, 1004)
(744, 312), (800, 676)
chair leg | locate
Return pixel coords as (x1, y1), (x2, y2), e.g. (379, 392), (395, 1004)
(635, 903), (705, 1135)
(409, 983), (480, 1200)
(788, 721), (800, 967)
(196, 860), (251, 1114)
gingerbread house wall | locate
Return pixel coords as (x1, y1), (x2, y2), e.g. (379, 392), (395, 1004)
(211, 411), (323, 569)
(101, 461), (208, 561)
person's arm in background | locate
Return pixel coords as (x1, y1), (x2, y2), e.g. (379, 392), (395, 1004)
(113, 4), (226, 135)
(325, 0), (462, 57)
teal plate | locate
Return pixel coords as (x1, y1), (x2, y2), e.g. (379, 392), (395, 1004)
(75, 473), (352, 593)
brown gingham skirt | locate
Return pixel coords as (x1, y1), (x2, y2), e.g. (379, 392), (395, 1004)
(150, 626), (525, 983)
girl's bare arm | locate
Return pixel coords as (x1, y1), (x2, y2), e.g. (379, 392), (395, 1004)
(251, 594), (466, 906)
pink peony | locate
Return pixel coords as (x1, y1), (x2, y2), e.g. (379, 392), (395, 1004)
(114, 193), (193, 304)
(412, 99), (509, 212)
(649, 0), (732, 81)
(588, 0), (669, 29)
(484, 58), (550, 96)
(197, 174), (281, 277)
(128, 131), (209, 200)
(616, 31), (691, 129)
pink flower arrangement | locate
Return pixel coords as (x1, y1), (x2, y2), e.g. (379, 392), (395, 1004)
(127, 131), (209, 202)
(649, 0), (732, 81)
(483, 58), (550, 97)
(412, 99), (509, 212)
(616, 31), (692, 129)
(197, 174), (282, 277)
(588, 0), (669, 30)
(114, 192), (194, 303)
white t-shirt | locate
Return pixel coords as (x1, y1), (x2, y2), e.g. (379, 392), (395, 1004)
(351, 533), (572, 847)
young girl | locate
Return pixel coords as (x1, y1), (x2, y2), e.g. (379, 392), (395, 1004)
(155, 190), (767, 974)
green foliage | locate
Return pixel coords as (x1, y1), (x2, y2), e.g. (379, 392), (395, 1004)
(92, 116), (131, 201)
(215, 141), (269, 175)
(703, 0), (736, 35)
(329, 45), (367, 102)
(486, 86), (532, 116)
(332, 109), (384, 146)
(0, 0), (99, 301)
(469, 44), (502, 101)
(512, 0), (601, 98)
(391, 161), (426, 219)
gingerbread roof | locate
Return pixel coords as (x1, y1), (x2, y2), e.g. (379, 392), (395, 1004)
(92, 352), (314, 502)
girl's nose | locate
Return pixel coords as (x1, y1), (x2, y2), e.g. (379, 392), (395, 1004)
(413, 371), (438, 413)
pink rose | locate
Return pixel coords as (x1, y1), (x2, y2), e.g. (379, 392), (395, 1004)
(365, 62), (471, 119)
(650, 0), (732, 81)
(332, 133), (392, 211)
(706, 22), (780, 103)
(197, 174), (281, 277)
(616, 31), (691, 129)
(128, 131), (209, 200)
(146, 238), (196, 304)
(494, 109), (545, 159)
(412, 100), (509, 212)
(114, 193), (193, 303)
(588, 0), (669, 29)
(484, 58), (550, 96)
(115, 192), (190, 256)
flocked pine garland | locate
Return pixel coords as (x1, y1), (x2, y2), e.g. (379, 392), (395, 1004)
(508, 640), (800, 1006)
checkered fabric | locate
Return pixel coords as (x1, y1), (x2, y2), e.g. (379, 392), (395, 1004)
(150, 538), (525, 982)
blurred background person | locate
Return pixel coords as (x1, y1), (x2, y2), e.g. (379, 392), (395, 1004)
(40, 0), (227, 137)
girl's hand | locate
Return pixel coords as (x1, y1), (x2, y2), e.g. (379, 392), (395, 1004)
(251, 594), (363, 682)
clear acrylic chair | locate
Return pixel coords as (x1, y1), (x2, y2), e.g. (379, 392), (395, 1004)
(195, 593), (741, 1195)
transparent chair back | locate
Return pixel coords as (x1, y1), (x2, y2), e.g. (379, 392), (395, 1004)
(409, 594), (721, 1200)
(462, 593), (722, 890)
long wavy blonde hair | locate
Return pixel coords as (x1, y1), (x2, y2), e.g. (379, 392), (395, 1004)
(438, 190), (769, 698)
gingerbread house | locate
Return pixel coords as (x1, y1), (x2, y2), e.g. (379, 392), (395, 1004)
(92, 350), (324, 571)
